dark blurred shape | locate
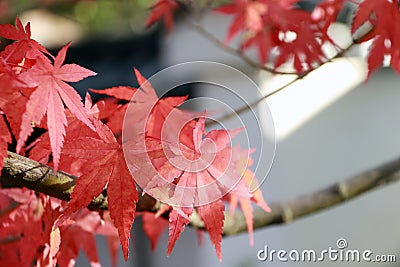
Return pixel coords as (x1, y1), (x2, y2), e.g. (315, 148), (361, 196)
(50, 27), (161, 98)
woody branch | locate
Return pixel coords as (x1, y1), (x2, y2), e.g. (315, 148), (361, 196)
(1, 151), (400, 236)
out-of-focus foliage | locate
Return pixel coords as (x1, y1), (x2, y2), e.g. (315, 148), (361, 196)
(0, 0), (156, 38)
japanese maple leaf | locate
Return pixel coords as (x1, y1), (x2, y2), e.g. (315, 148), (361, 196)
(241, 27), (277, 65)
(167, 206), (193, 256)
(29, 93), (100, 171)
(62, 119), (137, 260)
(215, 0), (268, 42)
(57, 209), (114, 267)
(227, 146), (270, 245)
(146, 0), (179, 31)
(0, 17), (52, 64)
(141, 117), (243, 260)
(197, 200), (225, 260)
(0, 115), (11, 172)
(311, 0), (345, 44)
(17, 42), (96, 171)
(91, 79), (187, 141)
(352, 0), (400, 76)
(1, 91), (28, 138)
(90, 86), (136, 136)
(142, 212), (168, 250)
(58, 225), (100, 267)
(273, 11), (327, 73)
(0, 191), (60, 267)
(122, 68), (189, 142)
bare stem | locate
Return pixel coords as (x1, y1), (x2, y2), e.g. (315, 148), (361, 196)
(188, 21), (297, 75)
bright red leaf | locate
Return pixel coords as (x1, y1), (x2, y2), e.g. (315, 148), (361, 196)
(167, 207), (192, 256)
(197, 200), (225, 261)
(29, 93), (100, 172)
(216, 0), (340, 73)
(57, 210), (112, 267)
(351, 0), (400, 76)
(0, 17), (52, 64)
(0, 115), (11, 172)
(62, 119), (137, 260)
(142, 212), (168, 250)
(138, 116), (244, 258)
(146, 0), (179, 31)
(17, 42), (96, 171)
(90, 86), (136, 136)
(215, 0), (267, 42)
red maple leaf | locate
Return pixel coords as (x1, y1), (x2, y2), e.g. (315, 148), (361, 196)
(90, 86), (135, 101)
(217, 1), (339, 73)
(17, 42), (96, 171)
(352, 0), (400, 76)
(197, 200), (225, 260)
(136, 116), (243, 260)
(0, 115), (11, 172)
(215, 0), (268, 42)
(120, 68), (190, 143)
(241, 27), (277, 65)
(90, 86), (136, 137)
(1, 88), (35, 139)
(0, 17), (52, 64)
(57, 209), (117, 267)
(142, 212), (168, 250)
(61, 119), (137, 260)
(146, 0), (179, 31)
(167, 207), (193, 256)
(29, 93), (100, 172)
(0, 191), (61, 267)
(273, 9), (327, 73)
(228, 147), (270, 245)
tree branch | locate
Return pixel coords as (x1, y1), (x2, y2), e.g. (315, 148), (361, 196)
(2, 151), (400, 237)
(0, 152), (157, 212)
(217, 157), (400, 236)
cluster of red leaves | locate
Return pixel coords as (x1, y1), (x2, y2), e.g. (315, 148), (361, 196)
(351, 0), (400, 77)
(147, 0), (400, 77)
(0, 17), (270, 265)
(0, 188), (119, 267)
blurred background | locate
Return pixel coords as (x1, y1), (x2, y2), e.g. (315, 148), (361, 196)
(2, 0), (400, 266)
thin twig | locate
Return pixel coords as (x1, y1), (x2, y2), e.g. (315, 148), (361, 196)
(187, 19), (359, 127)
(188, 21), (297, 75)
(204, 38), (357, 127)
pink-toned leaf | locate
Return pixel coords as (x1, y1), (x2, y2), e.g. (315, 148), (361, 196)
(142, 212), (168, 250)
(197, 200), (225, 261)
(62, 120), (138, 261)
(167, 207), (192, 256)
(90, 86), (136, 101)
(0, 17), (52, 64)
(107, 153), (137, 260)
(146, 0), (179, 31)
(17, 43), (96, 171)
